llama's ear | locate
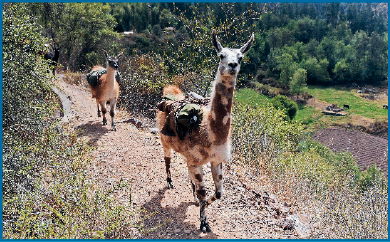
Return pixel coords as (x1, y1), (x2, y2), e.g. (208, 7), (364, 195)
(116, 52), (124, 59)
(240, 33), (254, 54)
(212, 29), (223, 53)
(103, 50), (108, 58)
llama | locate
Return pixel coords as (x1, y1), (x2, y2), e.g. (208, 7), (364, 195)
(89, 51), (122, 131)
(156, 29), (253, 232)
(44, 47), (60, 75)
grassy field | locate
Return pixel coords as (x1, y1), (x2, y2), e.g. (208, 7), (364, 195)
(234, 88), (271, 106)
(307, 86), (388, 121)
(235, 85), (388, 132)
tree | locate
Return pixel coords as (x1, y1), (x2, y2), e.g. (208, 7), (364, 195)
(276, 53), (298, 88)
(57, 3), (118, 70)
(322, 3), (341, 27)
(289, 68), (307, 96)
(301, 57), (331, 84)
(334, 59), (353, 84)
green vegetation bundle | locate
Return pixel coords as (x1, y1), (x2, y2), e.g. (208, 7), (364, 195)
(3, 4), (144, 238)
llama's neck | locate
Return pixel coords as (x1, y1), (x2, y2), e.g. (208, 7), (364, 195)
(106, 66), (116, 87)
(208, 72), (236, 145)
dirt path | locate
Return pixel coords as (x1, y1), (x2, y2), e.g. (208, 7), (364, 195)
(56, 77), (308, 239)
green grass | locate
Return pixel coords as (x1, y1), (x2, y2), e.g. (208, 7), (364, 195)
(234, 85), (388, 133)
(307, 86), (388, 121)
(234, 88), (270, 106)
(295, 104), (320, 125)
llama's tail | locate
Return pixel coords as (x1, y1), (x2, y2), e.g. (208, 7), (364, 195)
(163, 85), (184, 100)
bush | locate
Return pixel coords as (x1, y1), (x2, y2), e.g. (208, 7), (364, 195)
(231, 101), (303, 170)
(270, 95), (298, 120)
(3, 4), (146, 238)
(232, 94), (387, 239)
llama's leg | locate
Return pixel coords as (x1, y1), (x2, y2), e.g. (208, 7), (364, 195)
(109, 97), (117, 131)
(191, 181), (199, 204)
(99, 100), (108, 125)
(97, 101), (101, 117)
(188, 165), (211, 233)
(206, 162), (223, 206)
(162, 144), (174, 188)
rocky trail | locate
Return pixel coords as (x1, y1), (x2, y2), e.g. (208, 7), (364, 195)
(55, 75), (315, 239)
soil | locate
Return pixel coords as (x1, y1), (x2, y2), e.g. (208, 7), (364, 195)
(55, 76), (308, 239)
(306, 98), (388, 176)
(312, 127), (388, 176)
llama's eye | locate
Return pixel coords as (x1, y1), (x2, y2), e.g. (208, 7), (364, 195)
(219, 54), (225, 59)
(238, 57), (243, 63)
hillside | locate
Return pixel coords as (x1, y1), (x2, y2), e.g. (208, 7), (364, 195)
(55, 75), (313, 239)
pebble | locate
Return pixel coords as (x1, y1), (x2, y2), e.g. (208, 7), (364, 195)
(174, 229), (181, 233)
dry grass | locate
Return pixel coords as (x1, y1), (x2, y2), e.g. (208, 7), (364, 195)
(231, 98), (388, 239)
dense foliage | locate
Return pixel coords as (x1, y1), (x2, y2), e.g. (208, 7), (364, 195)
(25, 2), (387, 89)
(3, 4), (142, 238)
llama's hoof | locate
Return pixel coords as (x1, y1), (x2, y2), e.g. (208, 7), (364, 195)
(200, 221), (211, 233)
(193, 196), (200, 206)
(103, 120), (107, 126)
(111, 126), (116, 131)
(167, 182), (174, 189)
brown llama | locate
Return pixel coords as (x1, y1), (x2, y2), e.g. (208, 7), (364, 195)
(156, 29), (254, 232)
(89, 51), (122, 131)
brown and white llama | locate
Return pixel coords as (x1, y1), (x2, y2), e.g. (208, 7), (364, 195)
(89, 51), (122, 131)
(156, 29), (254, 232)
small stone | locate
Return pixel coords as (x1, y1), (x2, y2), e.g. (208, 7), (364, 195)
(284, 201), (292, 207)
(278, 218), (295, 230)
(184, 229), (191, 234)
(313, 222), (321, 229)
(274, 227), (283, 232)
(149, 128), (159, 134)
(269, 194), (278, 203)
(174, 229), (181, 233)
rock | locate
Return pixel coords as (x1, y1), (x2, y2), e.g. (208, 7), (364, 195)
(280, 206), (290, 215)
(174, 228), (181, 233)
(284, 201), (292, 207)
(252, 188), (264, 198)
(286, 215), (312, 239)
(269, 194), (278, 203)
(274, 227), (283, 232)
(123, 117), (143, 128)
(149, 128), (159, 134)
(278, 218), (294, 230)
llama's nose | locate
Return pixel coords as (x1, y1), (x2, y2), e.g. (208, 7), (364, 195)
(228, 62), (238, 68)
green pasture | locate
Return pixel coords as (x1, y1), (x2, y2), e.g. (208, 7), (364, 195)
(307, 86), (388, 121)
(234, 88), (270, 106)
(235, 85), (388, 132)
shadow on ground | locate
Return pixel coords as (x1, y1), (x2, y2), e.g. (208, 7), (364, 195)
(139, 187), (219, 239)
(76, 121), (109, 145)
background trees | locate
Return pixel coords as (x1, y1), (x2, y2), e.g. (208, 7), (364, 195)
(21, 2), (387, 88)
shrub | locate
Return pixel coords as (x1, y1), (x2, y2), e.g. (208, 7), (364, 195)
(270, 95), (298, 120)
(231, 101), (304, 170)
(3, 4), (146, 238)
(231, 95), (387, 239)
